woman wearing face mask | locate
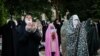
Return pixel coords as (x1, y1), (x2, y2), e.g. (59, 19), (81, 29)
(62, 14), (81, 56)
(45, 23), (60, 56)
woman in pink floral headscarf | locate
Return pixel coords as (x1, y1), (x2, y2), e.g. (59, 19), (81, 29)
(45, 23), (60, 56)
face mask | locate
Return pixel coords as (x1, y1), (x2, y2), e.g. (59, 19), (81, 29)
(72, 15), (79, 28)
(73, 19), (79, 27)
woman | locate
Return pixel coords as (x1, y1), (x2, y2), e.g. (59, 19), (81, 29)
(61, 20), (68, 56)
(65, 14), (81, 56)
(45, 23), (60, 56)
(17, 14), (41, 56)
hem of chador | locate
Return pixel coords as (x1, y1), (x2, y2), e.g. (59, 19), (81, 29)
(51, 52), (55, 56)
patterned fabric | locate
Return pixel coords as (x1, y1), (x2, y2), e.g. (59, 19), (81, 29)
(65, 15), (81, 56)
(77, 21), (89, 56)
(61, 20), (68, 56)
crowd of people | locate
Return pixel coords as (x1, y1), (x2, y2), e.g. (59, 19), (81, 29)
(0, 13), (100, 56)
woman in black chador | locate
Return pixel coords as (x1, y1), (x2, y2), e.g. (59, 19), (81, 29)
(1, 20), (16, 56)
(17, 14), (41, 56)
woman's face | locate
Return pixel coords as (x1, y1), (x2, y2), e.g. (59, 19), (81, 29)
(73, 18), (79, 25)
(72, 15), (79, 28)
(25, 15), (33, 25)
(50, 26), (54, 29)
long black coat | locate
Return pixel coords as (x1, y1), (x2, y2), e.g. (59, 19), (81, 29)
(41, 20), (48, 42)
(1, 21), (16, 56)
(97, 22), (100, 48)
(85, 19), (100, 56)
(53, 21), (62, 46)
(17, 23), (41, 56)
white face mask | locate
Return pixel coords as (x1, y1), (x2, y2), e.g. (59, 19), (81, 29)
(72, 15), (79, 28)
(25, 18), (32, 25)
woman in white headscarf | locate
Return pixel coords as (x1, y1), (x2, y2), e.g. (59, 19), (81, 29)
(64, 14), (81, 56)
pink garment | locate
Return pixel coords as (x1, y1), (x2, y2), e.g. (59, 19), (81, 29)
(45, 23), (60, 56)
(51, 40), (56, 52)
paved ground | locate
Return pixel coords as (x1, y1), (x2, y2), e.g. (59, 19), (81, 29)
(0, 39), (61, 56)
(0, 36), (100, 56)
(39, 51), (45, 56)
(39, 42), (62, 56)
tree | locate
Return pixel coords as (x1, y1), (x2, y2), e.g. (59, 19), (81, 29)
(0, 0), (8, 26)
(1, 0), (100, 26)
(59, 0), (100, 20)
(4, 0), (52, 19)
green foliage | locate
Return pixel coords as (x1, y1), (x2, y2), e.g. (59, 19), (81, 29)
(0, 0), (8, 27)
(1, 0), (100, 26)
(59, 0), (100, 20)
(3, 0), (52, 20)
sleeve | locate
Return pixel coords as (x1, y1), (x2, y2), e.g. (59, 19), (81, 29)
(33, 29), (41, 45)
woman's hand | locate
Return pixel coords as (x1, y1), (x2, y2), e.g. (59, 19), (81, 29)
(51, 32), (56, 40)
(25, 23), (32, 32)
